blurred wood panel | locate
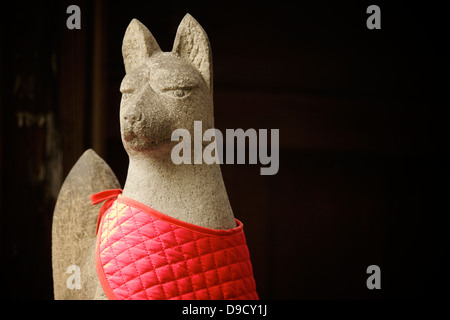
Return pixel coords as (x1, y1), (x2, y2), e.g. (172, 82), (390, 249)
(214, 90), (424, 153)
(91, 0), (107, 159)
(57, 0), (89, 176)
(0, 0), (62, 299)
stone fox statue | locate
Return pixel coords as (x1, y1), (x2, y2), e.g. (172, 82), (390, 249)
(52, 14), (258, 300)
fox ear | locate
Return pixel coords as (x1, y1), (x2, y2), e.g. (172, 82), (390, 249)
(172, 14), (213, 92)
(122, 19), (161, 74)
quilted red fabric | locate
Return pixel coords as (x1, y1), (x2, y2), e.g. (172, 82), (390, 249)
(92, 190), (258, 300)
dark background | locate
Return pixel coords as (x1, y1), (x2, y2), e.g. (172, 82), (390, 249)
(0, 0), (449, 299)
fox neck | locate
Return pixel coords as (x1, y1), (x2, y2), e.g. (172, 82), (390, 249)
(122, 153), (236, 230)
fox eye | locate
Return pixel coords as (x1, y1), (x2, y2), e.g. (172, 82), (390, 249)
(173, 89), (188, 98)
(163, 88), (191, 99)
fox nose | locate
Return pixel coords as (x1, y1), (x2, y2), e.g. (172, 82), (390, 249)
(123, 112), (142, 124)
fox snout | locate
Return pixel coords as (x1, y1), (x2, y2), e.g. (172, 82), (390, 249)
(120, 91), (175, 152)
(121, 109), (143, 143)
(122, 109), (143, 125)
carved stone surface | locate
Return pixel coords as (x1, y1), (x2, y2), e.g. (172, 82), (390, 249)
(52, 14), (236, 299)
(52, 149), (119, 299)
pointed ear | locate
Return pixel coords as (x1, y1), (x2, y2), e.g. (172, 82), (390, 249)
(122, 19), (161, 74)
(172, 14), (213, 92)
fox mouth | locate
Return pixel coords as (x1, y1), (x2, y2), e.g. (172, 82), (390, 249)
(123, 131), (138, 142)
(121, 115), (174, 151)
(123, 131), (172, 150)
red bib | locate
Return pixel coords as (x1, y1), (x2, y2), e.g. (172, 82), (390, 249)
(91, 190), (258, 300)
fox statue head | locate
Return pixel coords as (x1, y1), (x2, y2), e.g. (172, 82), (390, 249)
(120, 14), (214, 158)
